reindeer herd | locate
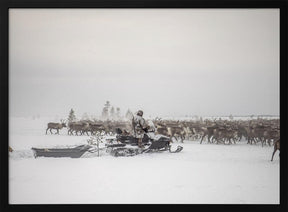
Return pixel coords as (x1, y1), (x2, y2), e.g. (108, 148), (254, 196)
(46, 119), (130, 136)
(46, 117), (280, 160)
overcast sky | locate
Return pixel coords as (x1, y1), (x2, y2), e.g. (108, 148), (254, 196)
(9, 9), (279, 119)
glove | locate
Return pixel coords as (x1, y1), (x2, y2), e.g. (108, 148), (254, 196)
(143, 126), (150, 133)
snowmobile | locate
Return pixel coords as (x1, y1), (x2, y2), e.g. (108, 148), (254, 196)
(105, 128), (183, 157)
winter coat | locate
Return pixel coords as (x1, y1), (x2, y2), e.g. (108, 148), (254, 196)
(133, 115), (147, 138)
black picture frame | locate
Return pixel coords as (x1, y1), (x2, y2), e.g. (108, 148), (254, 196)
(1, 0), (287, 212)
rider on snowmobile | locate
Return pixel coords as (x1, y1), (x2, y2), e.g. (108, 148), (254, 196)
(133, 110), (149, 148)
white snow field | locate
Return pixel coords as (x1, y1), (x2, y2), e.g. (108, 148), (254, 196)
(9, 117), (279, 204)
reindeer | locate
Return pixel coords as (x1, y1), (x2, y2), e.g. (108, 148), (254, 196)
(167, 125), (186, 143)
(46, 120), (67, 134)
(200, 125), (218, 144)
(235, 123), (248, 141)
(68, 121), (89, 136)
(155, 123), (170, 137)
(245, 125), (258, 145)
(212, 126), (238, 145)
(271, 138), (280, 161)
(88, 122), (106, 135)
(263, 127), (279, 147)
(182, 122), (195, 140)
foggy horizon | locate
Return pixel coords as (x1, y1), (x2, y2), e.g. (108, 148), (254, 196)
(9, 9), (280, 119)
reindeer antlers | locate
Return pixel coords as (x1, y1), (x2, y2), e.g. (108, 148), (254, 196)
(60, 119), (67, 124)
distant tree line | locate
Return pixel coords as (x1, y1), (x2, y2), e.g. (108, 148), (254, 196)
(67, 101), (133, 123)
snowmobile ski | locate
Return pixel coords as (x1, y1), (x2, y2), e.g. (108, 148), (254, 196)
(169, 145), (183, 153)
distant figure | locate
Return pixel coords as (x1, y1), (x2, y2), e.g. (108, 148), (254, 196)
(132, 110), (149, 148)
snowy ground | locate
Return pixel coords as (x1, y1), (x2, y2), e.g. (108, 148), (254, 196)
(9, 117), (280, 204)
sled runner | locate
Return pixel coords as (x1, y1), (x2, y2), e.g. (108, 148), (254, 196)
(31, 145), (93, 158)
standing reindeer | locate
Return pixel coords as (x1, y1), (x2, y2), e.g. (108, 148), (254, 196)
(46, 120), (67, 135)
(271, 138), (280, 161)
